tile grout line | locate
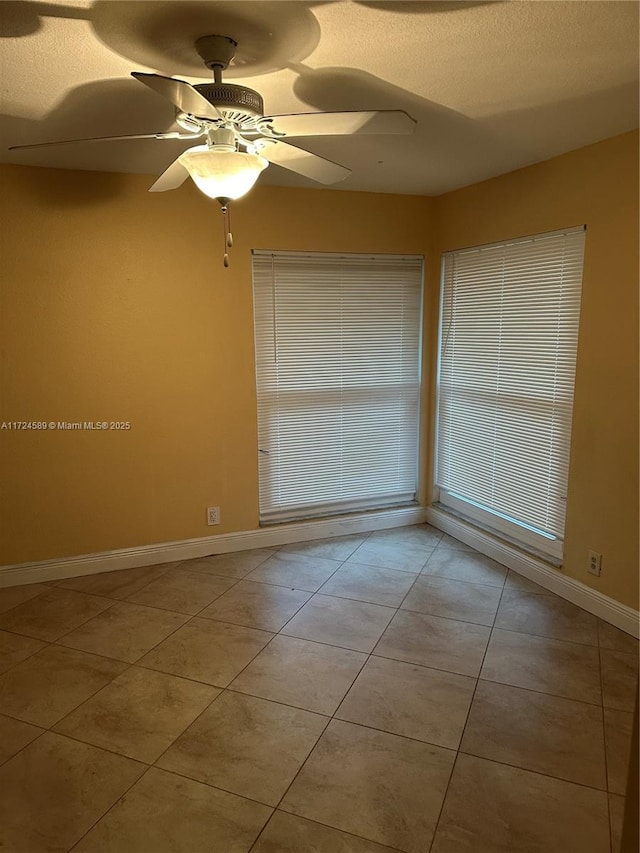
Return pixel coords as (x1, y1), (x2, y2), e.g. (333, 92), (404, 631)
(14, 552), (281, 677)
(249, 810), (408, 853)
(0, 559), (187, 649)
(65, 760), (153, 853)
(141, 540), (376, 853)
(0, 594), (145, 773)
(145, 580), (328, 773)
(484, 623), (602, 650)
(45, 563), (259, 738)
(43, 727), (153, 769)
(133, 761), (279, 811)
(54, 550), (304, 852)
(0, 587), (49, 616)
(453, 748), (612, 795)
(0, 725), (49, 770)
(0, 630), (53, 672)
(427, 561), (509, 853)
(0, 595), (121, 646)
(247, 532), (395, 851)
(231, 548), (348, 596)
(1, 727), (149, 853)
(597, 619), (615, 853)
(53, 560), (176, 594)
(468, 674), (606, 710)
(247, 533), (443, 851)
(8, 566), (261, 790)
(393, 544), (442, 612)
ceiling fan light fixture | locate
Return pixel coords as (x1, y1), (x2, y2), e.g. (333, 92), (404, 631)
(177, 145), (268, 201)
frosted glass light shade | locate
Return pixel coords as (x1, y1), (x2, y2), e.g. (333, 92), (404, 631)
(178, 146), (268, 201)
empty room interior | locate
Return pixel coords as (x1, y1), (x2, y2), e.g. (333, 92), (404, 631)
(0, 1), (639, 852)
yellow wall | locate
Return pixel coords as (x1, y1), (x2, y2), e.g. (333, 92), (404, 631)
(0, 165), (433, 564)
(433, 130), (639, 609)
(1, 130), (638, 610)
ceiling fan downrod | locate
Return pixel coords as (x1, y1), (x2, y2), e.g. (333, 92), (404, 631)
(195, 35), (238, 85)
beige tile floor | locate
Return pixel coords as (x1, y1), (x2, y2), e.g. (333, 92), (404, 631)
(0, 526), (638, 852)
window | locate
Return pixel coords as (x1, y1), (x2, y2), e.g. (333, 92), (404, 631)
(435, 226), (585, 559)
(252, 251), (423, 523)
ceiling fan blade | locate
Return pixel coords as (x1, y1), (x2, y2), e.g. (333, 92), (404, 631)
(8, 132), (184, 151)
(258, 139), (350, 184)
(132, 72), (222, 121)
(260, 110), (416, 137)
(149, 157), (190, 193)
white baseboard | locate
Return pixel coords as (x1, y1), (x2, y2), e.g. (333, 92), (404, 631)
(427, 506), (640, 639)
(2, 503), (636, 638)
(0, 505), (428, 589)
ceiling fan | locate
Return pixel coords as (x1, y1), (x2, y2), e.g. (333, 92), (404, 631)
(10, 34), (416, 263)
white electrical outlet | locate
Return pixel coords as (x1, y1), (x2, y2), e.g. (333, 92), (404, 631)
(207, 506), (220, 526)
(588, 550), (602, 576)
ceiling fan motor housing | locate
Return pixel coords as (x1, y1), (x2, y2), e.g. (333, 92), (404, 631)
(193, 83), (264, 125)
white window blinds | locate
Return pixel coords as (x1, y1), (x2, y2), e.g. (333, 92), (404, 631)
(436, 227), (585, 559)
(253, 251), (423, 523)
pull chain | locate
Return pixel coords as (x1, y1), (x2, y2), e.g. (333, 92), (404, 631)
(218, 197), (233, 267)
(219, 202), (234, 268)
(226, 203), (233, 249)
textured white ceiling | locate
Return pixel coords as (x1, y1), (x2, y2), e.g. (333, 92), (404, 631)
(0, 0), (638, 195)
